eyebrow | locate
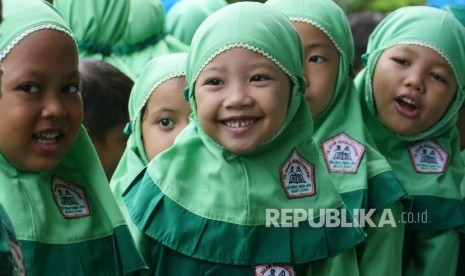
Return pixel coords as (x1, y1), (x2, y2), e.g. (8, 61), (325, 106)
(400, 46), (452, 71)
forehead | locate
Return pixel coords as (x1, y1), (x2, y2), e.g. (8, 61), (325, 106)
(384, 44), (453, 71)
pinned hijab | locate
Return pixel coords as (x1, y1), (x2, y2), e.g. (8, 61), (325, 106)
(111, 52), (188, 198)
(355, 6), (465, 230)
(266, 0), (405, 212)
(0, 0), (147, 273)
(123, 2), (364, 266)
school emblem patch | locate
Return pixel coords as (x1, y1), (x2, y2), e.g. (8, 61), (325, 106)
(280, 149), (315, 198)
(408, 140), (449, 173)
(8, 237), (26, 276)
(321, 133), (365, 173)
(51, 176), (90, 219)
(253, 263), (295, 276)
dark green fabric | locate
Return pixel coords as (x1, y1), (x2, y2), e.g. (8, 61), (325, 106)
(123, 169), (365, 265)
(0, 204), (19, 276)
(20, 225), (145, 276)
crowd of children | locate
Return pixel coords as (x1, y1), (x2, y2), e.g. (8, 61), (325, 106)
(0, 0), (464, 275)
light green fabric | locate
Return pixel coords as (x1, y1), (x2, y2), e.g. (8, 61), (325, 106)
(53, 0), (132, 76)
(112, 0), (188, 80)
(110, 53), (188, 270)
(0, 0), (147, 274)
(266, 0), (405, 212)
(355, 6), (465, 231)
(122, 2), (365, 271)
(165, 0), (228, 45)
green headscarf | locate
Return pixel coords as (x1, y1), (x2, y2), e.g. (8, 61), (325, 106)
(111, 52), (188, 207)
(123, 2), (365, 267)
(0, 0), (147, 274)
(443, 4), (465, 26)
(355, 6), (465, 231)
(165, 0), (228, 45)
(266, 0), (405, 213)
(112, 0), (188, 79)
(53, 0), (132, 76)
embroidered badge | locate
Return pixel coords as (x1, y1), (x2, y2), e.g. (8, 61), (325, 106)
(253, 264), (296, 276)
(321, 133), (365, 173)
(408, 140), (449, 173)
(8, 237), (26, 276)
(280, 149), (315, 198)
(51, 176), (90, 219)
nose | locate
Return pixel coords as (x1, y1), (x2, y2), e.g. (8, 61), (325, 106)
(41, 92), (66, 118)
(404, 69), (425, 94)
(223, 83), (253, 109)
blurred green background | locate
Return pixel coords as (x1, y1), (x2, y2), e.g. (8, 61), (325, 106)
(226, 0), (427, 13)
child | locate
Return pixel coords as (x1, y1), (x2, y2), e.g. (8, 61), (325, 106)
(266, 1), (406, 275)
(165, 0), (228, 45)
(53, 0), (132, 78)
(112, 0), (188, 79)
(0, 0), (147, 274)
(110, 52), (191, 269)
(79, 58), (133, 180)
(354, 6), (465, 276)
(121, 2), (365, 275)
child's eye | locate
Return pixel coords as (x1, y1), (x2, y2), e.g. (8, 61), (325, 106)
(158, 118), (175, 129)
(250, 75), (268, 82)
(206, 79), (223, 86)
(63, 84), (80, 94)
(20, 84), (40, 93)
(308, 55), (327, 63)
(392, 57), (408, 66)
(430, 72), (447, 84)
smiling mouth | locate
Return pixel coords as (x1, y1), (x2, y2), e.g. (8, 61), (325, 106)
(396, 96), (418, 111)
(32, 131), (63, 144)
(222, 119), (258, 128)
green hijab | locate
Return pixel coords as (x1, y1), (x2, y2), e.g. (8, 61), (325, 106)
(443, 4), (465, 26)
(266, 0), (405, 213)
(165, 0), (228, 45)
(111, 52), (188, 204)
(53, 0), (132, 76)
(355, 6), (465, 231)
(112, 0), (188, 79)
(123, 2), (364, 265)
(0, 0), (146, 274)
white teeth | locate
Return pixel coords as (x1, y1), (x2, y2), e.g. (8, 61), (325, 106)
(400, 96), (416, 107)
(35, 132), (60, 144)
(225, 120), (255, 128)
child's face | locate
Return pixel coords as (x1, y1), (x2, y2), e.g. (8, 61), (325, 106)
(142, 77), (191, 161)
(194, 48), (291, 153)
(0, 30), (82, 172)
(372, 44), (457, 135)
(293, 22), (340, 118)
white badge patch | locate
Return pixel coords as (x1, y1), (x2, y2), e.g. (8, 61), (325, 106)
(280, 150), (315, 198)
(254, 264), (295, 276)
(52, 176), (90, 219)
(321, 133), (365, 173)
(408, 140), (449, 173)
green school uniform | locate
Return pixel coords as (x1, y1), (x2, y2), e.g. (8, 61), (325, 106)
(110, 52), (188, 272)
(265, 1), (407, 275)
(0, 1), (147, 274)
(354, 6), (465, 276)
(165, 0), (228, 45)
(112, 0), (188, 80)
(122, 2), (365, 275)
(53, 0), (132, 78)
